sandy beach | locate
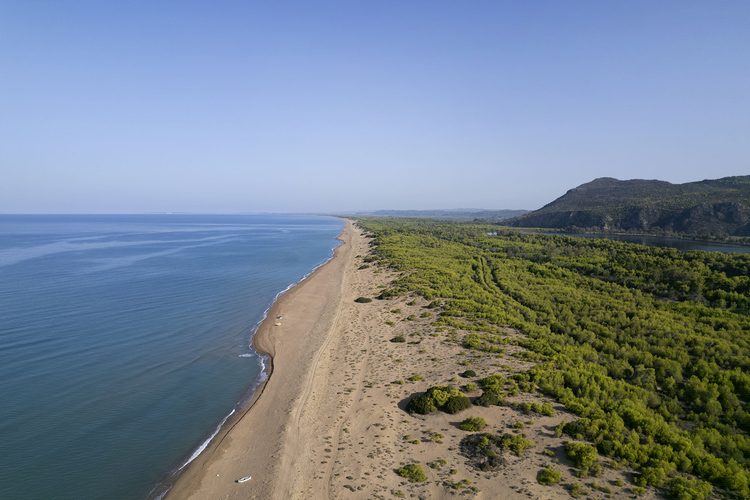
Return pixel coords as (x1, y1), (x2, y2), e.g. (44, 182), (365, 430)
(167, 219), (653, 500)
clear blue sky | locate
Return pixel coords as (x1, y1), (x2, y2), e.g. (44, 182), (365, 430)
(1, 1), (748, 213)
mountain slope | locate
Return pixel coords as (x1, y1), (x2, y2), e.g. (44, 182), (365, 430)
(505, 176), (750, 237)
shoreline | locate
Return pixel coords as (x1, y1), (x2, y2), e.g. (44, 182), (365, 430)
(162, 218), (354, 500)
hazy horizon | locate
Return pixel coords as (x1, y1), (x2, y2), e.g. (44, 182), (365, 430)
(2, 1), (748, 214)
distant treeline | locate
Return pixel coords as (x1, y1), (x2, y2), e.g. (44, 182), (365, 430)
(357, 217), (750, 499)
(352, 209), (528, 221)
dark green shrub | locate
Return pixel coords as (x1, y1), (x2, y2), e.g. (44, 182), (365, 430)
(396, 463), (427, 482)
(565, 442), (598, 469)
(426, 300), (441, 308)
(460, 416), (487, 432)
(405, 385), (467, 415)
(378, 289), (401, 299)
(444, 395), (472, 414)
(460, 370), (477, 378)
(406, 395), (437, 414)
(390, 335), (406, 343)
(354, 297), (372, 303)
(537, 467), (562, 485)
(474, 391), (500, 407)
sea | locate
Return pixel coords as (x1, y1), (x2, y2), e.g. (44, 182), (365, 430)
(0, 214), (344, 500)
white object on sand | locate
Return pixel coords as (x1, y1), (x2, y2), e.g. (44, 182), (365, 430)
(237, 476), (252, 483)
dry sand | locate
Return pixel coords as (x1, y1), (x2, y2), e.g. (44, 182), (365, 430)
(167, 219), (655, 500)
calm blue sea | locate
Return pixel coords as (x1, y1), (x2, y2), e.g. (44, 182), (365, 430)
(0, 214), (343, 500)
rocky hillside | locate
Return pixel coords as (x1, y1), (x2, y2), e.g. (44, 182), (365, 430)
(504, 176), (750, 237)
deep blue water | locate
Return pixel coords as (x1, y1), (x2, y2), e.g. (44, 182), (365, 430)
(0, 214), (343, 500)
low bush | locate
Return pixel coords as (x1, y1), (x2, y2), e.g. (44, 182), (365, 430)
(465, 382), (477, 392)
(406, 395), (437, 414)
(498, 434), (535, 456)
(354, 297), (372, 303)
(405, 385), (468, 415)
(477, 374), (505, 392)
(565, 442), (598, 469)
(396, 463), (427, 482)
(444, 395), (472, 414)
(460, 370), (477, 378)
(568, 481), (582, 498)
(460, 416), (487, 432)
(474, 391), (500, 407)
(390, 335), (406, 343)
(537, 467), (562, 485)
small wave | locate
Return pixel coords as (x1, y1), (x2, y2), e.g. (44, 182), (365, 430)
(238, 353), (254, 357)
(178, 409), (235, 471)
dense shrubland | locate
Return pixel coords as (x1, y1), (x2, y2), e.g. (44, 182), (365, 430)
(359, 218), (750, 498)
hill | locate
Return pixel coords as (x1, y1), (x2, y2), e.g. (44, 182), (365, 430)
(504, 176), (750, 238)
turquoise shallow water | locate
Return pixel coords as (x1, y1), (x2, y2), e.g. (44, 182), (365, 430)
(0, 214), (343, 500)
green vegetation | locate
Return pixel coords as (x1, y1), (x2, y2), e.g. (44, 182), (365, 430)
(459, 416), (487, 432)
(474, 390), (501, 407)
(357, 217), (750, 498)
(516, 401), (555, 416)
(396, 463), (427, 482)
(565, 442), (598, 469)
(537, 467), (562, 485)
(460, 369), (477, 378)
(444, 395), (472, 414)
(498, 433), (535, 456)
(459, 433), (505, 471)
(568, 481), (582, 498)
(354, 296), (372, 303)
(405, 385), (468, 415)
(407, 373), (424, 382)
(390, 335), (406, 343)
